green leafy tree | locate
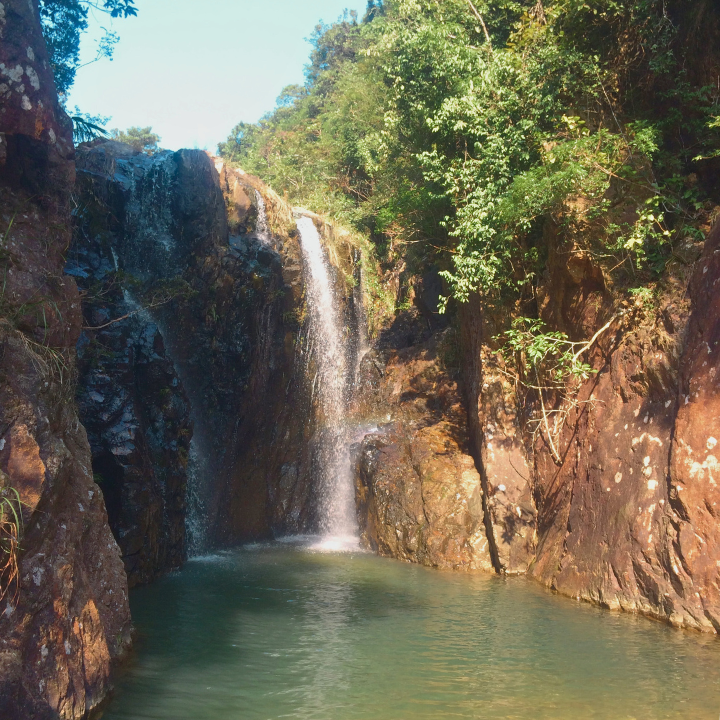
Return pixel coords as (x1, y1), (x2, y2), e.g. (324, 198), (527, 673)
(39, 0), (138, 95)
(110, 126), (161, 154)
(220, 0), (720, 308)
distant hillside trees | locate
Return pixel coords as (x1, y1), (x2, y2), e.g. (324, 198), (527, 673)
(110, 126), (161, 154)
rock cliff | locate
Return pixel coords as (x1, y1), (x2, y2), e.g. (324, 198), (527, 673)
(69, 219), (192, 587)
(330, 180), (720, 638)
(70, 142), (365, 561)
(520, 225), (720, 632)
(353, 313), (493, 570)
(354, 222), (720, 633)
(70, 143), (306, 554)
(0, 1), (131, 717)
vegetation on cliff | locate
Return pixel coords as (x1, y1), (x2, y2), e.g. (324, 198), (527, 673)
(39, 0), (137, 95)
(39, 0), (139, 144)
(219, 0), (720, 319)
(0, 481), (23, 602)
(110, 125), (162, 153)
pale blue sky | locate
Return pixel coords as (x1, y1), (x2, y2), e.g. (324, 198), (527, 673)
(67, 0), (365, 151)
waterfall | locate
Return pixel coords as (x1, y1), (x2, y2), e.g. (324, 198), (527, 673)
(296, 215), (359, 550)
(254, 190), (273, 246)
(185, 440), (208, 555)
(122, 152), (179, 275)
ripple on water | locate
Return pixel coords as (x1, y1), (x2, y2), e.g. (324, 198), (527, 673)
(103, 544), (720, 720)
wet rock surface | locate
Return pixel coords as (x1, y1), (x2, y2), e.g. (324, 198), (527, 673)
(68, 227), (192, 587)
(353, 314), (493, 570)
(70, 144), (325, 555)
(0, 2), (131, 717)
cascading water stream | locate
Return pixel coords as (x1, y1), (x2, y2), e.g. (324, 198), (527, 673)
(295, 215), (359, 550)
(254, 190), (274, 246)
(115, 152), (212, 557)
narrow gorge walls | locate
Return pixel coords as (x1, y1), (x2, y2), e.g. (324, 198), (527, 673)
(0, 107), (368, 715)
(0, 2), (131, 717)
(2, 0), (718, 717)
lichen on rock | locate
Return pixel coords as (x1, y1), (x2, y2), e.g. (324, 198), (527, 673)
(0, 2), (131, 717)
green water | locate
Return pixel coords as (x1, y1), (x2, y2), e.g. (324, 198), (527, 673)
(101, 540), (720, 720)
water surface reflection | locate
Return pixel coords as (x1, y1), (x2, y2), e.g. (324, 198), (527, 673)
(101, 541), (720, 720)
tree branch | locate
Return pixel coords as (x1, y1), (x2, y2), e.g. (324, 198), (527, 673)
(571, 311), (625, 365)
(83, 296), (173, 331)
(466, 0), (492, 48)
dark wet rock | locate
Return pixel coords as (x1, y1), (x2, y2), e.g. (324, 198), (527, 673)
(70, 146), (353, 554)
(70, 228), (192, 587)
(414, 267), (449, 331)
(374, 307), (436, 351)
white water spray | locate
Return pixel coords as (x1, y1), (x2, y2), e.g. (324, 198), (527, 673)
(296, 215), (359, 551)
(254, 190), (273, 246)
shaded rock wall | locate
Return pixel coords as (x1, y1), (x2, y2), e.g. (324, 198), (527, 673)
(0, 2), (131, 717)
(173, 161), (316, 544)
(70, 145), (364, 563)
(68, 225), (192, 588)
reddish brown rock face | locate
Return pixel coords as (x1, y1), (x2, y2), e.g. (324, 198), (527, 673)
(0, 0), (73, 166)
(408, 218), (720, 631)
(354, 319), (493, 571)
(0, 1), (131, 717)
(3, 423), (46, 512)
(529, 347), (687, 621)
(460, 295), (536, 574)
(517, 227), (720, 632)
(667, 223), (720, 631)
